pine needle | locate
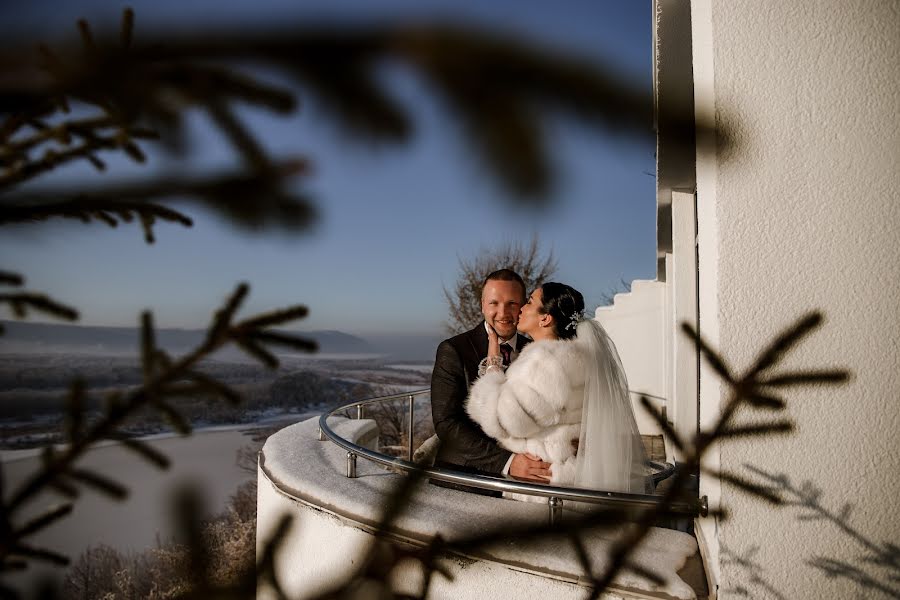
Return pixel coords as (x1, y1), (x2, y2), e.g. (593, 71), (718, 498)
(211, 283), (250, 338)
(640, 395), (684, 451)
(68, 469), (129, 500)
(718, 421), (794, 438)
(761, 370), (851, 387)
(681, 322), (732, 382)
(248, 330), (317, 353)
(0, 272), (24, 286)
(154, 400), (193, 435)
(48, 478), (79, 499)
(139, 211), (155, 243)
(77, 19), (96, 56)
(716, 471), (783, 505)
(121, 8), (134, 50)
(15, 503), (74, 538)
(744, 393), (786, 410)
(9, 543), (70, 566)
(238, 306), (310, 329)
(141, 311), (156, 380)
(65, 378), (86, 443)
(0, 293), (79, 321)
(749, 312), (822, 376)
(235, 338), (279, 369)
(117, 437), (171, 469)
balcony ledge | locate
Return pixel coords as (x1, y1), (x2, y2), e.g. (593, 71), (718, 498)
(257, 417), (707, 599)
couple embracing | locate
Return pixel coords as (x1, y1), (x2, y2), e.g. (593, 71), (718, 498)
(430, 269), (649, 500)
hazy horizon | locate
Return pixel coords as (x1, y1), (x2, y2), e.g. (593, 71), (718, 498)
(0, 319), (446, 362)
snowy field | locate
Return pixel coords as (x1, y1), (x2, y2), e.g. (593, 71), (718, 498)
(0, 349), (432, 593)
(4, 427), (273, 593)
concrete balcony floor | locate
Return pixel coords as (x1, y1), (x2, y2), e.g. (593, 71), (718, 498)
(257, 417), (707, 599)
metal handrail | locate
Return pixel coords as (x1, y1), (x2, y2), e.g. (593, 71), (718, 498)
(317, 388), (707, 524)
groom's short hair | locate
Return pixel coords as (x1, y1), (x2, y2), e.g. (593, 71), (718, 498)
(482, 269), (526, 302)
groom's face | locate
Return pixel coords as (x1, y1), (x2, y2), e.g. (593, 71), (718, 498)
(481, 279), (525, 339)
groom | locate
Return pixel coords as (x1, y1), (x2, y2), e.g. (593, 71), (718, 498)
(430, 268), (551, 493)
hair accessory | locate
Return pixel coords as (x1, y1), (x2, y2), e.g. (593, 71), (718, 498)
(564, 309), (585, 331)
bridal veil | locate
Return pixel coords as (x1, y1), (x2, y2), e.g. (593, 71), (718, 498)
(573, 319), (651, 496)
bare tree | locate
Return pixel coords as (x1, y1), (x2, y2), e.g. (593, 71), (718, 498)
(442, 235), (557, 334)
(61, 545), (124, 600)
(367, 395), (434, 456)
(598, 277), (633, 306)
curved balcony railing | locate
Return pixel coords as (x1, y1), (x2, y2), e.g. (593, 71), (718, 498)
(318, 388), (707, 524)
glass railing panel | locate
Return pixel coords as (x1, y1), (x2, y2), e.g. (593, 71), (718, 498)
(317, 388), (706, 523)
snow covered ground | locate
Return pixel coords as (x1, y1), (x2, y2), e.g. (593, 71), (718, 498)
(0, 352), (433, 592)
(4, 427), (272, 593)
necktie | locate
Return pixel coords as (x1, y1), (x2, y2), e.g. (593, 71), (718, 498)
(499, 343), (513, 367)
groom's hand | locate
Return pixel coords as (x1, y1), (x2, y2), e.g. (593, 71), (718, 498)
(509, 453), (551, 482)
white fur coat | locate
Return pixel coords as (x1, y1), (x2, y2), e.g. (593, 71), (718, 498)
(465, 338), (586, 485)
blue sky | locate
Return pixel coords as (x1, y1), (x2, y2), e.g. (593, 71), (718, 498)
(0, 1), (656, 336)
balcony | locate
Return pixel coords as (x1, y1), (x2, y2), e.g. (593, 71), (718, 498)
(256, 390), (709, 599)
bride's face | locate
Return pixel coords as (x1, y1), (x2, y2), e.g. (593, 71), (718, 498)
(517, 288), (548, 336)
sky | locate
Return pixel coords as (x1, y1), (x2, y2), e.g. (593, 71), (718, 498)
(0, 0), (656, 337)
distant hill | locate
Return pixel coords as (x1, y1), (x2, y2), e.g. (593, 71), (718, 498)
(363, 333), (444, 363)
(0, 321), (376, 356)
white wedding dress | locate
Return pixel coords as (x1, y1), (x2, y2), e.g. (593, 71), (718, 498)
(466, 319), (649, 499)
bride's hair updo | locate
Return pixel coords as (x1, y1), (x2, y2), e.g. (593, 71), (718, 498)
(539, 282), (585, 340)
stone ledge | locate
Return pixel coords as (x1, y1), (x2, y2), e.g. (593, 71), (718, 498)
(259, 416), (706, 600)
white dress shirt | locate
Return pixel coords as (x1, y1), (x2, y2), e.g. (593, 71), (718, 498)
(484, 322), (521, 360)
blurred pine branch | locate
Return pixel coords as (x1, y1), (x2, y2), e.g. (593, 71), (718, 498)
(0, 6), (674, 227)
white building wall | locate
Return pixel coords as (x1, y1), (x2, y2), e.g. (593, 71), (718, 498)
(691, 1), (900, 597)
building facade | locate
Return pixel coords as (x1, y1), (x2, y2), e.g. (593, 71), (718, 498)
(659, 0), (900, 596)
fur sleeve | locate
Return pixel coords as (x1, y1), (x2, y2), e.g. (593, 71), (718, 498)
(466, 340), (583, 440)
(464, 369), (509, 441)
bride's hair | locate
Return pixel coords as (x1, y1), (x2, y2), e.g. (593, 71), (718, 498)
(539, 282), (585, 340)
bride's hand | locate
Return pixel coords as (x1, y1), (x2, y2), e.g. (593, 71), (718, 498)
(486, 322), (501, 357)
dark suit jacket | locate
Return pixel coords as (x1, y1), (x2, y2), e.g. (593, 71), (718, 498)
(430, 322), (530, 476)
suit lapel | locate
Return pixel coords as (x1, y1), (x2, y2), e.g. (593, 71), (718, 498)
(468, 323), (489, 360)
(514, 333), (531, 353)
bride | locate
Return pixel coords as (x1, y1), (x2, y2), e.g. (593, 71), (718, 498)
(465, 282), (650, 496)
